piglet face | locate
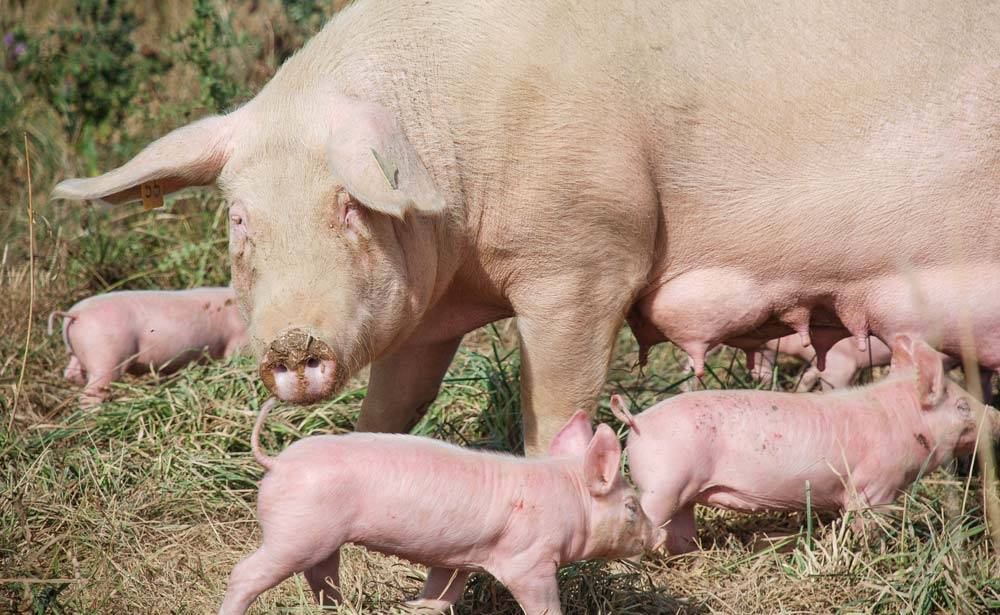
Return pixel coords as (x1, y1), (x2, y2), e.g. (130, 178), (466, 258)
(580, 424), (660, 558)
(891, 334), (998, 458)
(944, 395), (1000, 458)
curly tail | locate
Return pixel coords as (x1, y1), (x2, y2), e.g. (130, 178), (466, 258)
(251, 397), (279, 470)
(48, 310), (77, 355)
(610, 394), (640, 435)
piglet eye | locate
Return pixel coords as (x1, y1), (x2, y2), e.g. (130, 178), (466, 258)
(230, 213), (243, 226)
(625, 499), (638, 516)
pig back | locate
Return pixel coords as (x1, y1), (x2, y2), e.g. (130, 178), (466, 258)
(267, 433), (579, 568)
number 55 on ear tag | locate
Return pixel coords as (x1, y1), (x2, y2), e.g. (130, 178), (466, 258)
(140, 180), (164, 210)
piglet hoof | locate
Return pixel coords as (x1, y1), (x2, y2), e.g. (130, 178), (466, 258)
(79, 393), (106, 409)
(403, 598), (453, 613)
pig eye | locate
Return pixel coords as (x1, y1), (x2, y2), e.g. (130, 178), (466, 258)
(625, 498), (638, 519)
(230, 213), (243, 226)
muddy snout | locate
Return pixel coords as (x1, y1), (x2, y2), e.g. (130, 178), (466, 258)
(259, 328), (337, 404)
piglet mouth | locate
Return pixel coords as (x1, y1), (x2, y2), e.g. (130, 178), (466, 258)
(259, 328), (340, 404)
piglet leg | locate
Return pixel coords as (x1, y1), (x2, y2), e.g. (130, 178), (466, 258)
(80, 369), (119, 407)
(219, 547), (298, 615)
(63, 356), (87, 386)
(407, 568), (471, 610)
(638, 482), (699, 555)
(795, 366), (821, 392)
(304, 549), (342, 605)
(503, 563), (562, 615)
(661, 503), (698, 554)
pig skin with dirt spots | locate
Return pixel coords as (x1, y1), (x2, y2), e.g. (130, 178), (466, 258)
(219, 403), (662, 615)
(612, 336), (1000, 555)
(53, 1), (1000, 458)
(50, 287), (247, 406)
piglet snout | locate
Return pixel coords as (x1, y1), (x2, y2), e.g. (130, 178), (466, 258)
(652, 527), (668, 552)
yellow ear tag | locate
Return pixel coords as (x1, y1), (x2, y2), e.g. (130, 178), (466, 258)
(140, 180), (164, 210)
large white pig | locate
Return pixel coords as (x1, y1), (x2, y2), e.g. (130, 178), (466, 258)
(53, 1), (1000, 454)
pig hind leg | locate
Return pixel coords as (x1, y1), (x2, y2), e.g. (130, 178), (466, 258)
(220, 541), (344, 615)
(80, 366), (122, 407)
(73, 331), (134, 407)
(793, 365), (821, 392)
(407, 567), (472, 610)
(303, 549), (342, 605)
(219, 546), (297, 615)
(63, 355), (86, 386)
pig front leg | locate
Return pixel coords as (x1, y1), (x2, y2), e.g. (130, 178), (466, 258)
(515, 308), (623, 456)
(355, 336), (468, 607)
(498, 561), (562, 615)
(661, 503), (698, 554)
(639, 492), (699, 555)
(355, 336), (463, 433)
(841, 485), (896, 538)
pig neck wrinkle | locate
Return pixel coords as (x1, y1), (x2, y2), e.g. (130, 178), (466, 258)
(555, 461), (596, 562)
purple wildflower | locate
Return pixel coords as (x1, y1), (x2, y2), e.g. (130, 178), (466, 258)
(13, 42), (26, 57)
(2, 32), (13, 47)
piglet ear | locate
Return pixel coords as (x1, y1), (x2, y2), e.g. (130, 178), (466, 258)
(327, 95), (446, 218)
(889, 334), (916, 372)
(51, 114), (233, 206)
(583, 424), (622, 497)
(911, 339), (946, 409)
(548, 410), (594, 457)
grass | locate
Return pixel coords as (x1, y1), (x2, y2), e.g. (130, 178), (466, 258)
(2, 2), (999, 613)
(4, 279), (999, 613)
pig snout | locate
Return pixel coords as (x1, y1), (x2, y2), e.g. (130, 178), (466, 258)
(636, 509), (664, 555)
(259, 328), (337, 403)
(651, 526), (668, 552)
(989, 406), (1000, 439)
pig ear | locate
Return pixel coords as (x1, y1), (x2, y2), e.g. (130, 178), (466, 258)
(583, 424), (622, 497)
(51, 115), (233, 205)
(326, 95), (446, 218)
(889, 334), (917, 372)
(911, 339), (946, 409)
(548, 410), (594, 457)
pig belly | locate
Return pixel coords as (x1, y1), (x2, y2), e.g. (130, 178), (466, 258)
(635, 264), (1000, 372)
(694, 474), (846, 513)
(133, 323), (226, 372)
(127, 347), (209, 375)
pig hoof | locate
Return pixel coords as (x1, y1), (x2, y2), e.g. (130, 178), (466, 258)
(404, 598), (453, 613)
